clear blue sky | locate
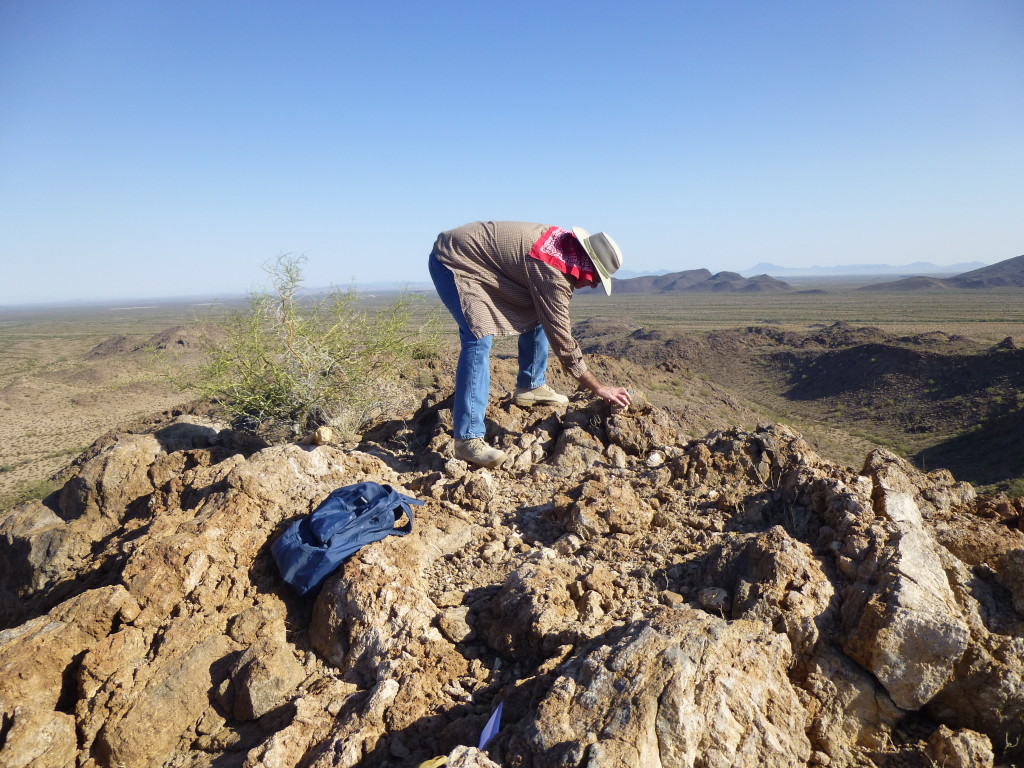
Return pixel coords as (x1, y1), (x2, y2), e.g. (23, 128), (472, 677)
(2, 1), (1022, 304)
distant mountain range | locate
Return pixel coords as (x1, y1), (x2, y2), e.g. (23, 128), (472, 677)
(608, 254), (1024, 295)
(739, 261), (987, 278)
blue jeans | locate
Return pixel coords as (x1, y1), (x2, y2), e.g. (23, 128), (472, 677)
(428, 252), (549, 439)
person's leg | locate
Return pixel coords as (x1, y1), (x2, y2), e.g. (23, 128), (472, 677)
(517, 324), (549, 390)
(453, 330), (491, 439)
(512, 324), (568, 406)
(428, 253), (492, 440)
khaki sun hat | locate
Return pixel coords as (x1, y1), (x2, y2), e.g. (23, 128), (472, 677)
(572, 227), (623, 296)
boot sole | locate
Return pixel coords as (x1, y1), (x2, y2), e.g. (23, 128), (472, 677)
(466, 456), (507, 469)
(455, 451), (508, 468)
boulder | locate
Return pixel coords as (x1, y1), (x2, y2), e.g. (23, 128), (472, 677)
(701, 525), (835, 660)
(0, 585), (137, 714)
(57, 433), (161, 525)
(229, 634), (306, 721)
(841, 456), (970, 709)
(447, 745), (502, 767)
(926, 725), (994, 768)
(478, 558), (587, 663)
(0, 705), (76, 768)
(92, 630), (240, 768)
(518, 607), (812, 768)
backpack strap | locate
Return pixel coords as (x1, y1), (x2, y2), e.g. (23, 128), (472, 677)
(391, 502), (414, 536)
(385, 485), (422, 537)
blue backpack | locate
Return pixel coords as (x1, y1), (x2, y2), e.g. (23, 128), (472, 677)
(271, 482), (422, 596)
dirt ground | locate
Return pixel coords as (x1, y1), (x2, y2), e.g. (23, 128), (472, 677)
(0, 302), (233, 504)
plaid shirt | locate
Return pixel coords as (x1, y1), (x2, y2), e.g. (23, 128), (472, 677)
(431, 221), (588, 378)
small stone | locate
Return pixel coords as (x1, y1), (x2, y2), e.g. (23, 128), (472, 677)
(447, 745), (502, 768)
(660, 590), (685, 607)
(436, 590), (464, 608)
(698, 587), (730, 613)
(227, 603), (285, 645)
(444, 458), (469, 479)
(553, 534), (583, 555)
(645, 450), (665, 468)
(568, 580), (585, 600)
(926, 725), (994, 768)
(439, 607), (474, 644)
(579, 590), (605, 623)
(480, 540), (505, 563)
(469, 659), (488, 681)
(389, 735), (411, 758)
(513, 448), (534, 471)
(298, 426), (333, 445)
(466, 471), (496, 502)
(606, 444), (628, 469)
(230, 637), (305, 721)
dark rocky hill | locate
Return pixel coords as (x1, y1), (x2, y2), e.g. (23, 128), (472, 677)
(857, 253), (1024, 291)
(578, 321), (1024, 485)
(949, 253), (1024, 288)
(612, 269), (793, 294)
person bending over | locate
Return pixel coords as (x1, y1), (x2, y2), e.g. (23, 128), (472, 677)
(428, 220), (633, 468)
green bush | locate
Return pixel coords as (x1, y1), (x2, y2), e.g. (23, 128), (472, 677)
(0, 477), (60, 512)
(194, 254), (436, 440)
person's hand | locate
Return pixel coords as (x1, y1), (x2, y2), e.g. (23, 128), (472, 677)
(595, 384), (632, 408)
(577, 371), (632, 407)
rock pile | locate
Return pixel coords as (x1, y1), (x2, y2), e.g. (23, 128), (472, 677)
(2, 388), (1023, 768)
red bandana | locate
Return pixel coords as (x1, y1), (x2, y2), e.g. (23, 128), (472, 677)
(528, 227), (597, 284)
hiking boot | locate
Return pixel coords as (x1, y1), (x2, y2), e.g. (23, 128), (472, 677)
(512, 384), (569, 407)
(454, 438), (508, 469)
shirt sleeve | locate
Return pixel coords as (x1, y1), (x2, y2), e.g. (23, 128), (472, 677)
(524, 258), (589, 379)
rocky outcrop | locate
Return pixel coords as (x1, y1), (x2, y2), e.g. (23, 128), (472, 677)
(2, 392), (1023, 768)
(515, 607), (811, 767)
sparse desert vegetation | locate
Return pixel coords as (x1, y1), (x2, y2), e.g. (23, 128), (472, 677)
(191, 255), (437, 443)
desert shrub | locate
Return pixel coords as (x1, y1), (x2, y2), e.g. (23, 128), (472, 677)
(0, 477), (60, 512)
(193, 254), (437, 440)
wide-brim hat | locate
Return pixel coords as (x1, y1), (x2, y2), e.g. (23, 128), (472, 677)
(572, 227), (622, 296)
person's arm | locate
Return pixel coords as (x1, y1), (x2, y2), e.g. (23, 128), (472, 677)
(525, 261), (633, 407)
(576, 369), (632, 407)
